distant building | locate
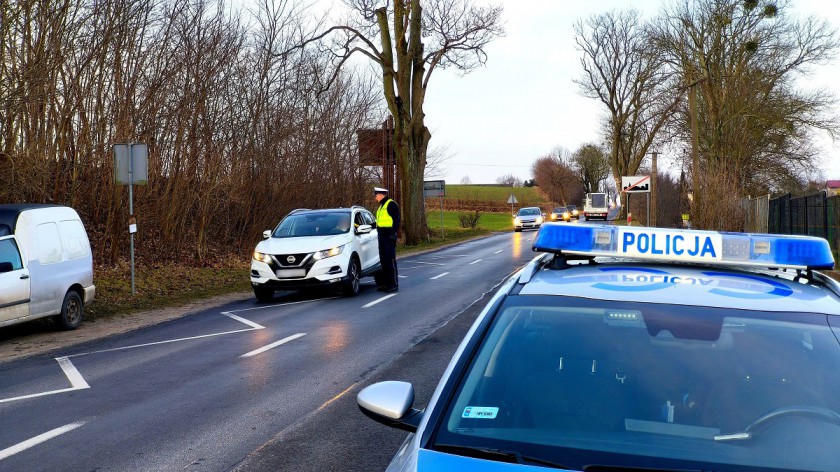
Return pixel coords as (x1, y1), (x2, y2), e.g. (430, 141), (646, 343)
(827, 180), (840, 196)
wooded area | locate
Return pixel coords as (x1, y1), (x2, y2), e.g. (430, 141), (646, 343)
(0, 0), (382, 265)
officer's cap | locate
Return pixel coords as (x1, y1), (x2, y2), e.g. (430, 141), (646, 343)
(373, 187), (389, 195)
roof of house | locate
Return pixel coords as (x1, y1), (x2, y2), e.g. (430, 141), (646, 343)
(826, 180), (840, 188)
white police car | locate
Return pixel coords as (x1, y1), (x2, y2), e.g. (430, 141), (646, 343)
(358, 224), (840, 471)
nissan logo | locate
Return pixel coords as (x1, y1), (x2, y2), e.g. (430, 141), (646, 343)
(286, 255), (296, 264)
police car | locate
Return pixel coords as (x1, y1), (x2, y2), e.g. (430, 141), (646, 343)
(358, 224), (840, 471)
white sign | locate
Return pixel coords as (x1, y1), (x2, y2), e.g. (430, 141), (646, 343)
(423, 180), (445, 198)
(129, 224), (137, 234)
(621, 175), (650, 193)
(507, 194), (518, 204)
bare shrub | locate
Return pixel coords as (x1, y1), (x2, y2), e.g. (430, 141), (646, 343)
(458, 211), (482, 229)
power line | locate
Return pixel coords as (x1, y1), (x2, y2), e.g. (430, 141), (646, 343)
(449, 162), (533, 168)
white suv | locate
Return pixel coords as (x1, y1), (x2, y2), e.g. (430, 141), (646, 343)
(250, 207), (380, 301)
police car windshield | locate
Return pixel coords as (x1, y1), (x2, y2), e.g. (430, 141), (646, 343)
(272, 212), (351, 238)
(434, 295), (840, 471)
(518, 208), (540, 216)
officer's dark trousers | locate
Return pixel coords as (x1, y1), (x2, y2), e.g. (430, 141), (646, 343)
(378, 231), (398, 288)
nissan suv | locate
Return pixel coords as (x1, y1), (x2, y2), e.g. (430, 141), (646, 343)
(250, 207), (381, 301)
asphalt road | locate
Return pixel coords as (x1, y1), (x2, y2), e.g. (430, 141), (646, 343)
(0, 229), (552, 471)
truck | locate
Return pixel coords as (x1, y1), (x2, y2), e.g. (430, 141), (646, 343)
(583, 192), (609, 221)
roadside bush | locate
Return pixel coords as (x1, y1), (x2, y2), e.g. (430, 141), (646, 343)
(458, 211), (482, 228)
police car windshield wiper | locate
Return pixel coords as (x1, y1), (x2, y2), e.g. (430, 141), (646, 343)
(434, 444), (568, 469)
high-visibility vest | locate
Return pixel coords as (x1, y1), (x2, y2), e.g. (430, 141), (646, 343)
(376, 199), (395, 228)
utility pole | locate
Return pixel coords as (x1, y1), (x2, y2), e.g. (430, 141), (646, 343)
(650, 150), (658, 227)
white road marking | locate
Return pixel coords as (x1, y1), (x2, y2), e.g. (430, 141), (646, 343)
(398, 275), (407, 279)
(493, 250), (504, 254)
(469, 259), (483, 265)
(57, 357), (90, 389)
(224, 297), (339, 313)
(0, 421), (86, 460)
(362, 294), (396, 308)
(67, 327), (262, 358)
(411, 261), (445, 266)
(430, 272), (449, 280)
(222, 312), (266, 329)
(0, 358), (90, 404)
(241, 333), (306, 358)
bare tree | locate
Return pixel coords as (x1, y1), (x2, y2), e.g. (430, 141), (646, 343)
(295, 0), (504, 244)
(531, 147), (582, 205)
(459, 175), (472, 185)
(572, 143), (610, 194)
(652, 0), (840, 202)
(574, 9), (680, 217)
(496, 173), (522, 187)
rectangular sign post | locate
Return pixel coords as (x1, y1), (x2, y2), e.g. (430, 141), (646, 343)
(424, 180), (446, 237)
(622, 176), (651, 227)
(114, 143), (148, 296)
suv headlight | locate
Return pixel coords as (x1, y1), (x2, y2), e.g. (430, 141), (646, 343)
(313, 245), (344, 260)
(253, 251), (272, 264)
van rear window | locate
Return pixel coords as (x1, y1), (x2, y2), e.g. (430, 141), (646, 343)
(60, 219), (90, 259)
(36, 222), (63, 264)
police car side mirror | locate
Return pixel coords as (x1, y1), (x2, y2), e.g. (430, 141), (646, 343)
(356, 224), (372, 235)
(262, 230), (271, 239)
(357, 381), (423, 433)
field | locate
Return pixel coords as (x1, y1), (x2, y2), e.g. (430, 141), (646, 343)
(442, 185), (548, 206)
(426, 210), (513, 231)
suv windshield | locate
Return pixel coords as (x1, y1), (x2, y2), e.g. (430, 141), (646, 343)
(517, 208), (540, 216)
(433, 295), (840, 471)
(272, 211), (351, 238)
(553, 207), (567, 214)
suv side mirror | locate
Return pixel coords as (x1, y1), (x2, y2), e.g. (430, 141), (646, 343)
(262, 230), (271, 239)
(0, 261), (13, 273)
(356, 224), (372, 235)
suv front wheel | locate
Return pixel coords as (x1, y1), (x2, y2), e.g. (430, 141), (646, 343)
(342, 258), (361, 297)
(254, 287), (275, 302)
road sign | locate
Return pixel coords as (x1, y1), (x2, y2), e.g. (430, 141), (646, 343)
(114, 143), (148, 185)
(423, 180), (445, 198)
(622, 175), (650, 193)
(507, 194), (518, 204)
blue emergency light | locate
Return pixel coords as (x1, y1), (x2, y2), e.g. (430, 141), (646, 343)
(533, 223), (835, 270)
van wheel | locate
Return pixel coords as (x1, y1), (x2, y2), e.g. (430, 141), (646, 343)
(342, 258), (361, 297)
(55, 291), (83, 330)
(254, 287), (275, 302)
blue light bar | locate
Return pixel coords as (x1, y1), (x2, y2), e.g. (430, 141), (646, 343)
(532, 223), (835, 270)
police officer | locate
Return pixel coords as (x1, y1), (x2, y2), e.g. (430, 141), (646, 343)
(374, 187), (400, 292)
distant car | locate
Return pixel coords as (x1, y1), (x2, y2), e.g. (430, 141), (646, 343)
(513, 207), (543, 232)
(250, 207), (381, 301)
(358, 224), (840, 471)
(567, 204), (580, 219)
(549, 207), (571, 222)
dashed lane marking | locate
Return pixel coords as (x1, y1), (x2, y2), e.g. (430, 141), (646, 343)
(241, 333), (307, 358)
(430, 272), (449, 280)
(362, 294), (397, 308)
(469, 259), (483, 265)
(0, 421), (87, 460)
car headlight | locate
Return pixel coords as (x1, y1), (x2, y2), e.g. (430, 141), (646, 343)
(536, 216), (543, 224)
(550, 213), (557, 220)
(573, 210), (579, 215)
(514, 217), (521, 225)
(313, 245), (344, 260)
(253, 251), (272, 264)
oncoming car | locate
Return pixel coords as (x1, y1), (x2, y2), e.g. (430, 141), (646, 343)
(250, 207), (380, 301)
(567, 204), (579, 219)
(549, 207), (571, 222)
(513, 207), (543, 232)
(358, 224), (840, 471)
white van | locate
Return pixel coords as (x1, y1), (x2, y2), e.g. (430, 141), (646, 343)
(0, 204), (95, 330)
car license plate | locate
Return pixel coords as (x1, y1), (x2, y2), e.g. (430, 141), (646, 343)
(275, 269), (306, 278)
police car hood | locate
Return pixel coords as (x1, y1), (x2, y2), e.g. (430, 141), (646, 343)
(520, 263), (840, 314)
(256, 234), (349, 254)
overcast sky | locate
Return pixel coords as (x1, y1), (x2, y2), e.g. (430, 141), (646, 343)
(413, 0), (840, 185)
